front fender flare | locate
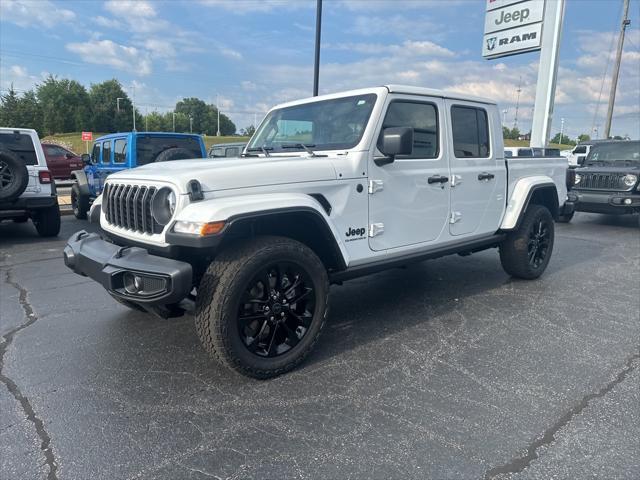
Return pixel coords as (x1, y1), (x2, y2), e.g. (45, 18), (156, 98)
(501, 176), (557, 230)
(71, 169), (90, 197)
(172, 193), (349, 267)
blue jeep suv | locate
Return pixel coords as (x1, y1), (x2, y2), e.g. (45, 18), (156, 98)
(71, 132), (206, 219)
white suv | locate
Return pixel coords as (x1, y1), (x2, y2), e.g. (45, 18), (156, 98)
(0, 128), (61, 237)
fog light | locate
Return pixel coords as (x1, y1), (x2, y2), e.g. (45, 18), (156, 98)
(624, 198), (632, 205)
(123, 272), (144, 294)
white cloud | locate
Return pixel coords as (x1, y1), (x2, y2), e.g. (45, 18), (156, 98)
(241, 81), (258, 91)
(328, 40), (455, 57)
(1, 0), (75, 28)
(352, 15), (439, 37)
(92, 15), (122, 29)
(0, 64), (42, 92)
(102, 0), (168, 33)
(218, 46), (243, 60)
(66, 39), (152, 76)
(198, 0), (306, 13)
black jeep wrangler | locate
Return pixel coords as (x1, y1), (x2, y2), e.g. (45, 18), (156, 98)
(563, 140), (640, 225)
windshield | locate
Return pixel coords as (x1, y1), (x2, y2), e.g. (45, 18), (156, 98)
(248, 94), (377, 153)
(585, 141), (640, 166)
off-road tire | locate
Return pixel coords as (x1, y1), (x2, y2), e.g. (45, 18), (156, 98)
(109, 293), (148, 313)
(556, 211), (574, 223)
(500, 204), (555, 280)
(195, 236), (329, 379)
(154, 147), (195, 163)
(0, 149), (29, 202)
(32, 204), (61, 237)
(71, 183), (89, 219)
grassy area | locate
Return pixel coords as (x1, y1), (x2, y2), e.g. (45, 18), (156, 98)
(504, 139), (573, 150)
(41, 132), (250, 154)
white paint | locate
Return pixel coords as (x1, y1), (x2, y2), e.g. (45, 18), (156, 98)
(484, 0), (544, 34)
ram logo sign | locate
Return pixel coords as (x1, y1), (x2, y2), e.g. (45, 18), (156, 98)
(483, 0), (545, 59)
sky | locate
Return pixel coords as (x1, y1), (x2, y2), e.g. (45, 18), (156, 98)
(1, 0), (639, 139)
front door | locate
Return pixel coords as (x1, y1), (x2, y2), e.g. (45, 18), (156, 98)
(446, 101), (506, 236)
(368, 96), (450, 251)
(95, 139), (112, 195)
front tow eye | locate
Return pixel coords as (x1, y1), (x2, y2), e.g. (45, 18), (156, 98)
(114, 246), (131, 259)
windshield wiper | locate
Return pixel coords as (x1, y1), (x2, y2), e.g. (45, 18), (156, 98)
(246, 146), (273, 157)
(281, 143), (326, 157)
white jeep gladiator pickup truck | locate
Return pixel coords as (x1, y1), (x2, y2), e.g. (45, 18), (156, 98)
(64, 85), (571, 378)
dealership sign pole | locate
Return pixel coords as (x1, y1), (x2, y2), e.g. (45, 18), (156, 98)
(483, 0), (565, 147)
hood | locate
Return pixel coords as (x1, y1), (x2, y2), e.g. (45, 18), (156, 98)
(578, 163), (640, 173)
(107, 155), (338, 193)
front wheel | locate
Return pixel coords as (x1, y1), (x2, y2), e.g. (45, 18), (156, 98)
(500, 204), (555, 280)
(71, 183), (89, 220)
(195, 236), (329, 379)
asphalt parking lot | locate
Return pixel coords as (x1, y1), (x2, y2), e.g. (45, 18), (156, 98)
(1, 214), (638, 480)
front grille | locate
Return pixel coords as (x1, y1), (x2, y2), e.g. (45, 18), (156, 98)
(103, 183), (160, 234)
(577, 173), (630, 191)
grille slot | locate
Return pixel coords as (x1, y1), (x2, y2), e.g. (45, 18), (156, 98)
(103, 183), (159, 234)
(577, 173), (629, 191)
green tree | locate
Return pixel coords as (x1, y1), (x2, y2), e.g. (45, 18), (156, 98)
(16, 90), (43, 135)
(577, 133), (591, 143)
(144, 111), (168, 131)
(174, 98), (236, 135)
(242, 125), (256, 136)
(37, 76), (91, 134)
(551, 132), (574, 146)
(89, 79), (133, 132)
(0, 85), (21, 127)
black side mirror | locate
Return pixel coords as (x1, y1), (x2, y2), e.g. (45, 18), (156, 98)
(81, 153), (91, 165)
(376, 127), (413, 166)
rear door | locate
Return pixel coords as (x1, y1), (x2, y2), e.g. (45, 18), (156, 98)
(446, 101), (506, 237)
(42, 144), (66, 178)
(368, 95), (450, 251)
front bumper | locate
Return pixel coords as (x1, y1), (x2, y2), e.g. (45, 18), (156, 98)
(63, 230), (193, 307)
(568, 190), (640, 214)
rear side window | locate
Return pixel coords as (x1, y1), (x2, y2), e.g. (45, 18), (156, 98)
(451, 106), (490, 158)
(136, 136), (202, 166)
(378, 101), (439, 159)
(113, 139), (127, 164)
(0, 132), (38, 165)
(574, 146), (587, 154)
(91, 143), (101, 163)
(225, 147), (241, 157)
(102, 141), (111, 164)
(517, 148), (533, 157)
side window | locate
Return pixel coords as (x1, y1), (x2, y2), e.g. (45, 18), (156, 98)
(226, 147), (240, 157)
(451, 106), (491, 158)
(102, 141), (111, 164)
(517, 148), (533, 157)
(378, 100), (439, 159)
(113, 139), (127, 164)
(91, 143), (101, 163)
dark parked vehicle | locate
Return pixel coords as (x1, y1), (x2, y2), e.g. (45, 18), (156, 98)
(41, 142), (83, 179)
(564, 140), (640, 225)
(208, 142), (246, 158)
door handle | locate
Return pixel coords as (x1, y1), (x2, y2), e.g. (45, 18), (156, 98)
(428, 175), (449, 184)
(478, 172), (495, 181)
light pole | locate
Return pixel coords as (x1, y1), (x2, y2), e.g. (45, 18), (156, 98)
(189, 115), (193, 134)
(502, 109), (508, 126)
(604, 0), (630, 139)
(313, 0), (322, 96)
(172, 112), (176, 132)
(116, 97), (124, 113)
(131, 83), (136, 131)
(560, 117), (565, 145)
(145, 107), (148, 131)
(216, 93), (221, 137)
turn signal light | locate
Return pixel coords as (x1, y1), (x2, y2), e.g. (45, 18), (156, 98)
(200, 221), (226, 236)
(38, 170), (52, 184)
(174, 220), (226, 236)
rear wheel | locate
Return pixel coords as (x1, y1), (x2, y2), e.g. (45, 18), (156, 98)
(500, 204), (555, 280)
(71, 183), (89, 219)
(33, 204), (61, 237)
(195, 236), (329, 379)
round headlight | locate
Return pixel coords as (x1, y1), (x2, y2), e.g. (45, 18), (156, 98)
(151, 187), (177, 226)
(574, 173), (582, 185)
(623, 174), (638, 187)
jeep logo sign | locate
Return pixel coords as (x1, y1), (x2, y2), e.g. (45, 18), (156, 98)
(483, 0), (545, 59)
(485, 0), (544, 34)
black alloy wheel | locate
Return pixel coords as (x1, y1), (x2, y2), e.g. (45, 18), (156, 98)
(528, 219), (551, 269)
(238, 262), (315, 358)
(0, 160), (14, 189)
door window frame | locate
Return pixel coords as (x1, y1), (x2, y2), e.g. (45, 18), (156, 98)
(102, 140), (112, 165)
(373, 96), (443, 162)
(450, 104), (492, 160)
(113, 138), (127, 164)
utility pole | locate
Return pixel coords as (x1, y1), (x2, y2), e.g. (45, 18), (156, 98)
(172, 112), (176, 132)
(116, 97), (123, 113)
(560, 117), (565, 145)
(189, 115), (193, 134)
(145, 107), (148, 131)
(254, 112), (257, 130)
(131, 84), (136, 132)
(216, 93), (221, 137)
(313, 0), (322, 96)
(502, 109), (508, 126)
(604, 0), (630, 139)
(513, 76), (522, 130)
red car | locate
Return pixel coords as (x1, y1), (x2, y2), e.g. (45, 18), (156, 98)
(41, 143), (83, 179)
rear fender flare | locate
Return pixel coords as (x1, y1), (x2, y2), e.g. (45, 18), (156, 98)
(501, 176), (558, 230)
(71, 169), (91, 197)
